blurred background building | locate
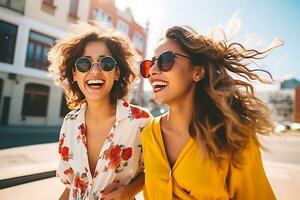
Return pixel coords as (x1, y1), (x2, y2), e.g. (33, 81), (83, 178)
(257, 79), (300, 123)
(0, 0), (148, 126)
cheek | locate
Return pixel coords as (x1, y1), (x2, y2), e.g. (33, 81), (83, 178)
(173, 65), (193, 82)
(169, 67), (194, 89)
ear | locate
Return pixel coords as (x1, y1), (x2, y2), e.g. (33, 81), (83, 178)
(115, 67), (120, 81)
(193, 66), (205, 82)
(72, 68), (77, 82)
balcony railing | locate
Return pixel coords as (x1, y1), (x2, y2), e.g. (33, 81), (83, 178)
(0, 0), (25, 14)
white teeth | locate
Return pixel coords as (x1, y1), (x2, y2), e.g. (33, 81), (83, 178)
(151, 81), (168, 87)
(87, 79), (104, 84)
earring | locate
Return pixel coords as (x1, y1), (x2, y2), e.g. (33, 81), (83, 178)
(72, 80), (77, 84)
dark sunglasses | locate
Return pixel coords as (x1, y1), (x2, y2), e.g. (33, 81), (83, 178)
(74, 56), (117, 73)
(139, 51), (191, 78)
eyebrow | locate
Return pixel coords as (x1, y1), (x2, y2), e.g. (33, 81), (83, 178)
(83, 55), (108, 60)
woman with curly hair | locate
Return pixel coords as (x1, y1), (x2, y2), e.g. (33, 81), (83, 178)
(139, 25), (282, 199)
(48, 23), (151, 200)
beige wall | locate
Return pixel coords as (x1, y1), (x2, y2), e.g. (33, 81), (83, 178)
(25, 0), (90, 30)
(0, 72), (65, 126)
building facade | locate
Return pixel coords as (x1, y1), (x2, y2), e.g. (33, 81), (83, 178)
(89, 0), (148, 105)
(295, 86), (300, 123)
(0, 0), (91, 126)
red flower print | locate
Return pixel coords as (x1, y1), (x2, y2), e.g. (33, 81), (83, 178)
(130, 106), (150, 119)
(121, 147), (132, 161)
(79, 123), (87, 136)
(74, 172), (89, 198)
(109, 155), (122, 169)
(93, 170), (99, 178)
(72, 188), (78, 199)
(63, 167), (73, 176)
(61, 146), (71, 161)
(77, 123), (87, 149)
(107, 145), (122, 160)
(102, 144), (133, 173)
(58, 133), (65, 154)
(107, 145), (122, 168)
(123, 100), (129, 107)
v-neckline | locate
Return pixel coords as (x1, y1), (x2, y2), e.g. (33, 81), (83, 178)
(82, 104), (118, 180)
(157, 116), (193, 171)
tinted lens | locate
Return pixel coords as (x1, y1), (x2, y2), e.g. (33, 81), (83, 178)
(75, 57), (92, 72)
(158, 51), (174, 71)
(140, 60), (153, 78)
(100, 56), (116, 71)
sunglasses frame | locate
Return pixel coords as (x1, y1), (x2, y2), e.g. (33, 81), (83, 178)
(74, 56), (117, 73)
(140, 50), (191, 78)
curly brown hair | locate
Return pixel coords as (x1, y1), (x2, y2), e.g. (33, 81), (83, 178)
(48, 22), (137, 109)
(164, 26), (283, 166)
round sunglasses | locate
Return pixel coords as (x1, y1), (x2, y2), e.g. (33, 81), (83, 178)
(139, 51), (191, 78)
(74, 56), (117, 73)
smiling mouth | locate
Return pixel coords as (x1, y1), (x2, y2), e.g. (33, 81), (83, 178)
(86, 79), (104, 88)
(151, 81), (168, 93)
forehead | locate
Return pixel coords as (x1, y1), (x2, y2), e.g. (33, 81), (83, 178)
(154, 39), (182, 57)
(83, 40), (112, 57)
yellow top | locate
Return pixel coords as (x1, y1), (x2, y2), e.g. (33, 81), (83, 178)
(141, 117), (276, 200)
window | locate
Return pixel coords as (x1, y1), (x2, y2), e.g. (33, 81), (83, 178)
(22, 83), (49, 117)
(25, 31), (55, 71)
(93, 8), (113, 28)
(60, 93), (70, 117)
(0, 20), (18, 64)
(132, 32), (144, 51)
(43, 0), (54, 5)
(116, 20), (129, 35)
(69, 0), (79, 17)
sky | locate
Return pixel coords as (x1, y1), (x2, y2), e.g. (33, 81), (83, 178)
(115, 0), (300, 91)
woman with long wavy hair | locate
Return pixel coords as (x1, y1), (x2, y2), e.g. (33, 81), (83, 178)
(139, 25), (281, 199)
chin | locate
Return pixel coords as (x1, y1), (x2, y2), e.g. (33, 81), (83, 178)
(153, 95), (168, 105)
(85, 94), (108, 102)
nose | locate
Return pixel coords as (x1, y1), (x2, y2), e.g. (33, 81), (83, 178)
(149, 60), (160, 77)
(89, 61), (102, 73)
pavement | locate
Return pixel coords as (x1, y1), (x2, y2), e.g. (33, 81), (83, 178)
(0, 133), (300, 200)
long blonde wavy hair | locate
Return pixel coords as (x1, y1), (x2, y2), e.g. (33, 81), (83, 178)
(165, 26), (283, 166)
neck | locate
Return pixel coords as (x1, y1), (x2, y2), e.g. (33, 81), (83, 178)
(86, 97), (116, 121)
(163, 91), (195, 134)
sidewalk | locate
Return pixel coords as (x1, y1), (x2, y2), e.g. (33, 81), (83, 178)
(0, 143), (58, 180)
(1, 142), (300, 200)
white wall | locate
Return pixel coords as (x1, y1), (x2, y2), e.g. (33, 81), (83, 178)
(0, 5), (71, 126)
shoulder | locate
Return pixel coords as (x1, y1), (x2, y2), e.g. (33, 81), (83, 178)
(64, 104), (85, 123)
(141, 116), (160, 139)
(63, 107), (82, 122)
(122, 101), (153, 125)
(60, 105), (85, 134)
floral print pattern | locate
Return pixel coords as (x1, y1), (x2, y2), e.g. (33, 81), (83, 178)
(56, 99), (151, 200)
(101, 143), (133, 173)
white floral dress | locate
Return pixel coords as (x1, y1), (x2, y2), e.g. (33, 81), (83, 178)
(56, 99), (151, 200)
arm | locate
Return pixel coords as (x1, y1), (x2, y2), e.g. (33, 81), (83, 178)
(59, 188), (70, 200)
(228, 142), (276, 200)
(100, 172), (145, 200)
